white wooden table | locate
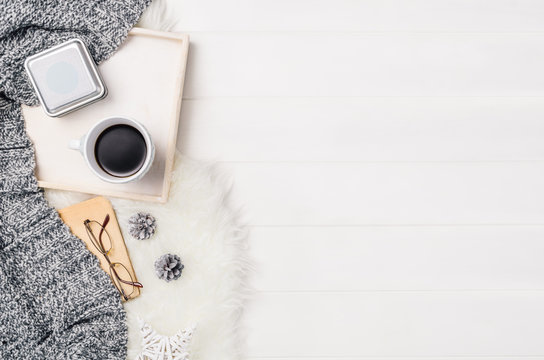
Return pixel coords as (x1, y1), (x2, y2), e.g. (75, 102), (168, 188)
(174, 1), (544, 358)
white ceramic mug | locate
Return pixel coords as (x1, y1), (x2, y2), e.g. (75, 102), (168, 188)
(69, 116), (155, 183)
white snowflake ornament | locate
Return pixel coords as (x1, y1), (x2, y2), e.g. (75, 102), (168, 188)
(135, 319), (194, 360)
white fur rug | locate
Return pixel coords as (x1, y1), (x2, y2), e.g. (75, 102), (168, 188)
(45, 154), (250, 359)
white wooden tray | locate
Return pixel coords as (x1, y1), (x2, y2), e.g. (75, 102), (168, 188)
(23, 28), (189, 203)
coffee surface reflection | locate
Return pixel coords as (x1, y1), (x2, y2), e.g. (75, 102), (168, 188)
(94, 124), (147, 178)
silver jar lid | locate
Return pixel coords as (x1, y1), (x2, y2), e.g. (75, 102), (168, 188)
(24, 39), (107, 117)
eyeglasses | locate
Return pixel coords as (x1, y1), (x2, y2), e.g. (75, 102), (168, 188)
(84, 214), (143, 301)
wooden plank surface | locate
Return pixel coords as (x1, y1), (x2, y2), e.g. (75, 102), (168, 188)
(226, 162), (544, 226)
(174, 0), (544, 32)
(244, 292), (544, 357)
(249, 226), (544, 291)
(183, 33), (544, 98)
(170, 0), (544, 358)
(247, 358), (544, 360)
(179, 97), (544, 162)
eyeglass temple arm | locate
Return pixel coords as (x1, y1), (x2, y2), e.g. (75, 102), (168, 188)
(110, 266), (144, 288)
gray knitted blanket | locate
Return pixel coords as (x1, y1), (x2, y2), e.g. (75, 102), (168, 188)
(0, 1), (151, 358)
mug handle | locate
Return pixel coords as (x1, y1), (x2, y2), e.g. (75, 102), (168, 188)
(68, 139), (81, 151)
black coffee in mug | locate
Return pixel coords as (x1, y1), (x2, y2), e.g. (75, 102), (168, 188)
(94, 124), (147, 177)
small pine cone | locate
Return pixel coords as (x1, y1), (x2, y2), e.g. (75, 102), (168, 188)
(154, 253), (184, 282)
(128, 212), (157, 240)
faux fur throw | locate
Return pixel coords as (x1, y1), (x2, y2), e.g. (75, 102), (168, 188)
(0, 1), (151, 358)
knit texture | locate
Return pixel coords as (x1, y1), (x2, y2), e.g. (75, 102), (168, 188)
(0, 0), (151, 358)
